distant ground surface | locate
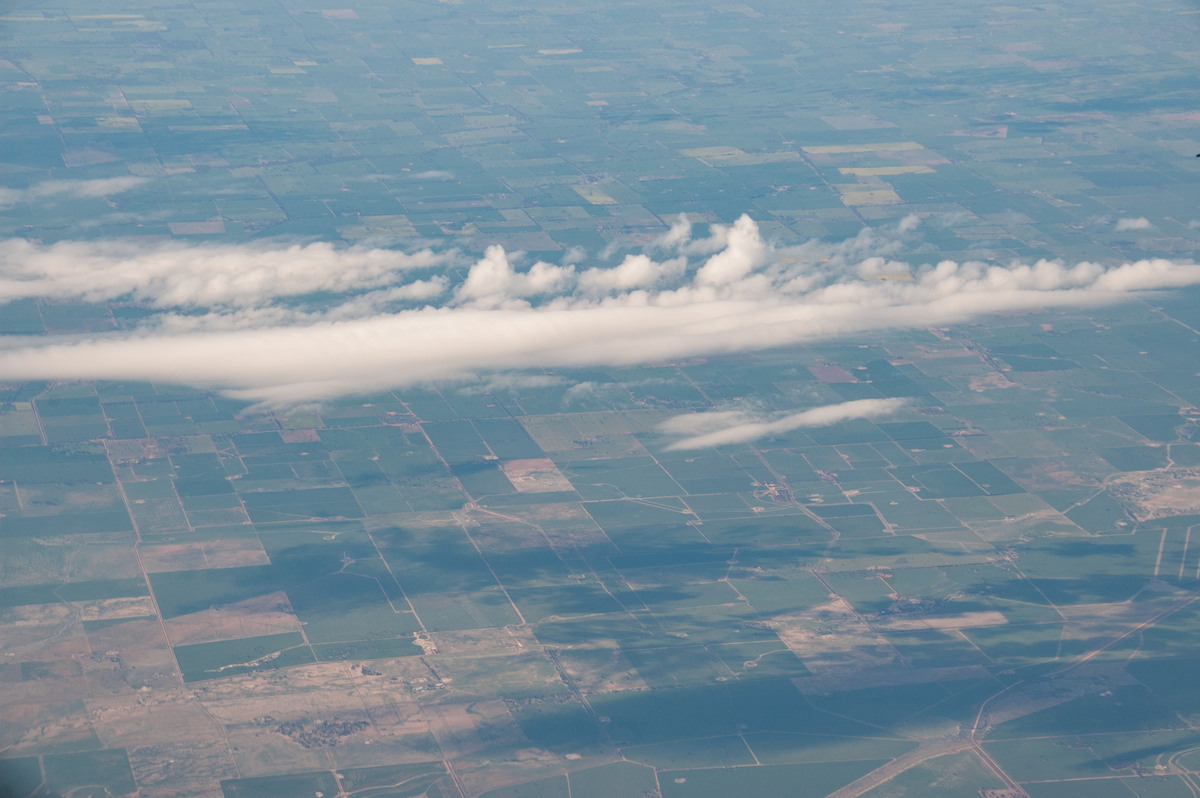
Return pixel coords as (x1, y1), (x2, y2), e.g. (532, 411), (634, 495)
(3, 0), (1200, 796)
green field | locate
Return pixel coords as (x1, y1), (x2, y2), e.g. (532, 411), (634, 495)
(4, 0), (1200, 795)
(174, 632), (314, 682)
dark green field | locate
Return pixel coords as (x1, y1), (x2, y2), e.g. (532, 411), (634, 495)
(4, 0), (1200, 795)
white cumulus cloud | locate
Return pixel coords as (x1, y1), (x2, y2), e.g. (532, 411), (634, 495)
(2, 214), (1200, 406)
(455, 245), (574, 308)
(694, 214), (767, 287)
(1114, 217), (1152, 232)
(577, 253), (686, 294)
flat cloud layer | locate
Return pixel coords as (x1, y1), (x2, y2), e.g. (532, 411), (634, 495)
(0, 238), (447, 307)
(3, 214), (1200, 405)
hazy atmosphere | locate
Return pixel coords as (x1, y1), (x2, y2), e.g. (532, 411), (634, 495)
(2, 0), (1200, 796)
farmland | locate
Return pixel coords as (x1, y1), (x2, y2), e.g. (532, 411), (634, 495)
(4, 0), (1200, 796)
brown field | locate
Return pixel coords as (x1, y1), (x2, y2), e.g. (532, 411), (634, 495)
(871, 610), (1009, 631)
(139, 537), (270, 573)
(0, 698), (98, 754)
(1, 603), (95, 659)
(3, 537), (143, 585)
(128, 740), (235, 798)
(500, 458), (574, 493)
(555, 645), (647, 694)
(463, 517), (550, 551)
(161, 591), (301, 647)
(75, 655), (440, 789)
(82, 616), (177, 690)
(810, 364), (858, 383)
(968, 372), (1017, 391)
(1108, 467), (1200, 520)
(423, 626), (539, 657)
(279, 429), (320, 443)
(420, 698), (524, 760)
(770, 599), (899, 675)
(1001, 456), (1109, 489)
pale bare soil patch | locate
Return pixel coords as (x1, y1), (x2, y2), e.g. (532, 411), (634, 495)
(161, 591), (300, 647)
(279, 429), (320, 443)
(81, 616), (177, 691)
(0, 602), (136, 658)
(1002, 456), (1109, 489)
(139, 538), (270, 573)
(0, 698), (98, 754)
(421, 698), (524, 760)
(500, 458), (574, 493)
(1109, 467), (1200, 521)
(556, 645), (648, 694)
(871, 609), (1008, 631)
(771, 598), (898, 675)
(968, 372), (1017, 391)
(454, 745), (577, 798)
(422, 626), (539, 657)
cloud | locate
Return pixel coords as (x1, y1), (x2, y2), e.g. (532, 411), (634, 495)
(0, 238), (449, 308)
(3, 214), (1200, 406)
(1114, 217), (1152, 231)
(661, 398), (910, 450)
(577, 253), (686, 294)
(561, 380), (628, 407)
(652, 214), (694, 249)
(658, 409), (757, 437)
(457, 373), (566, 395)
(694, 214), (766, 286)
(0, 177), (148, 208)
(454, 245), (574, 308)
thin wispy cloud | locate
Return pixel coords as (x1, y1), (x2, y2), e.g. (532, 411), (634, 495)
(457, 374), (566, 395)
(660, 398), (910, 450)
(0, 177), (149, 208)
(2, 214), (1199, 406)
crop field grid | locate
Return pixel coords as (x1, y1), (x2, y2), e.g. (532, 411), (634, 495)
(4, 0), (1200, 796)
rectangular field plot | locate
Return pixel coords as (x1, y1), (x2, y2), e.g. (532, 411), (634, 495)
(621, 645), (735, 687)
(506, 583), (626, 624)
(507, 699), (609, 755)
(589, 680), (887, 746)
(563, 457), (684, 500)
(151, 565), (282, 619)
(240, 487), (365, 523)
(41, 749), (137, 797)
(220, 770), (340, 798)
(624, 735), (756, 769)
(8, 1), (1200, 796)
(988, 685), (1187, 740)
(743, 732), (916, 765)
(174, 631), (314, 682)
(405, 590), (522, 632)
(568, 762), (657, 798)
(0, 576), (147, 608)
(659, 760), (889, 798)
(286, 572), (421, 642)
(856, 750), (1005, 798)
